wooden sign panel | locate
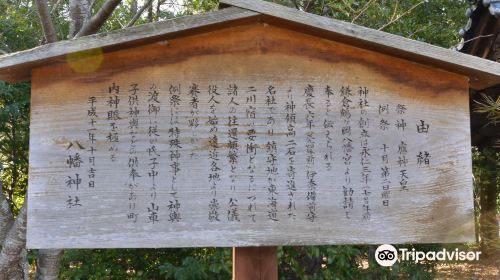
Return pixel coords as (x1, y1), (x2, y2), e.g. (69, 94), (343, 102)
(27, 23), (474, 248)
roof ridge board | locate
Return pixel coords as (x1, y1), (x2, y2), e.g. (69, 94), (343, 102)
(0, 7), (259, 82)
(220, 0), (500, 88)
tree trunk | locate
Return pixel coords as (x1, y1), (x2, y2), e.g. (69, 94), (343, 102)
(0, 0), (124, 278)
(69, 0), (92, 37)
(10, 118), (18, 212)
(130, 0), (137, 16)
(75, 0), (122, 37)
(35, 0), (58, 43)
(0, 190), (13, 245)
(1, 175), (31, 280)
(126, 0), (154, 27)
(35, 249), (63, 280)
(0, 203), (27, 279)
(479, 150), (499, 257)
(155, 0), (161, 21)
(148, 0), (153, 22)
(19, 249), (29, 280)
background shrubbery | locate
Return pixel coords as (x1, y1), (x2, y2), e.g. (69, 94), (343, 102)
(1, 0), (498, 279)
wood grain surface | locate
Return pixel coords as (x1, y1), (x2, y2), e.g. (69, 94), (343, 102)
(27, 23), (474, 249)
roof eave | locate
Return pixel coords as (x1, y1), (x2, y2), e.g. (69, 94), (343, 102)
(0, 7), (260, 83)
(219, 0), (500, 90)
(0, 0), (499, 90)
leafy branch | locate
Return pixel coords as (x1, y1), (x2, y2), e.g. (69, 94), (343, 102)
(378, 1), (425, 31)
(474, 93), (500, 125)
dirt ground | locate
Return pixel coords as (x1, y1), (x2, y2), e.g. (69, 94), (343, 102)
(435, 258), (500, 280)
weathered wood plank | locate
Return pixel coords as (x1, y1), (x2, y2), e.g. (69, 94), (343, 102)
(27, 23), (474, 249)
(0, 7), (259, 83)
(220, 0), (500, 90)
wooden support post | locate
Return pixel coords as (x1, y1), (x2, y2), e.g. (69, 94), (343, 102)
(233, 246), (278, 280)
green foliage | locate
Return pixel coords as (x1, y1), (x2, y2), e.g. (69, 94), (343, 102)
(474, 94), (500, 126)
(61, 248), (178, 279)
(0, 81), (30, 214)
(280, 245), (363, 279)
(0, 0), (497, 279)
(61, 245), (438, 279)
(0, 0), (43, 52)
(278, 244), (439, 279)
(472, 147), (500, 214)
(60, 248), (231, 279)
(272, 0), (468, 48)
(159, 248), (231, 279)
(184, 0), (220, 14)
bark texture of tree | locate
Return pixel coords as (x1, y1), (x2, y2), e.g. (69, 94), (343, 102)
(75, 0), (122, 37)
(0, 0), (125, 276)
(69, 0), (92, 37)
(148, 1), (153, 22)
(130, 0), (137, 16)
(127, 0), (154, 27)
(0, 190), (13, 244)
(19, 249), (29, 280)
(1, 159), (28, 280)
(35, 249), (63, 280)
(0, 203), (27, 280)
(35, 0), (58, 43)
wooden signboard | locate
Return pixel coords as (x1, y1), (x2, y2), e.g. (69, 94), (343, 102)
(27, 23), (475, 249)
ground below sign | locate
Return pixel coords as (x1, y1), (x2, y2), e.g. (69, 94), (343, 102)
(27, 23), (474, 249)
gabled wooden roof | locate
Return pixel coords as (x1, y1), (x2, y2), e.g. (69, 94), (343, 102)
(0, 0), (499, 89)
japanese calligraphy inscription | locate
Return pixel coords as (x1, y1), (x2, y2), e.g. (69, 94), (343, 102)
(27, 23), (474, 248)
